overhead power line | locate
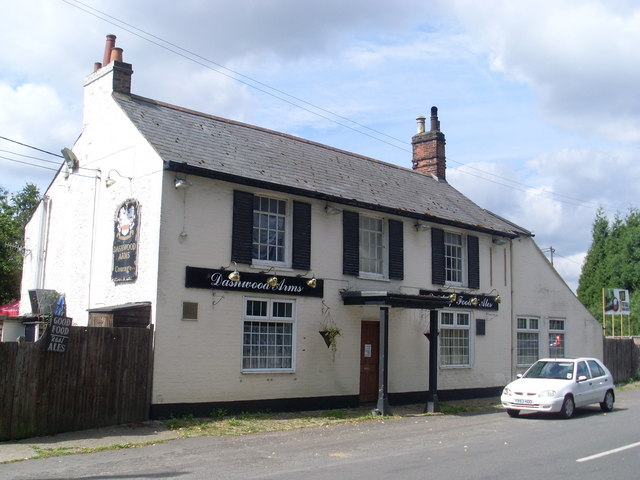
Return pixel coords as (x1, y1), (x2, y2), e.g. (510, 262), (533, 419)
(0, 135), (63, 158)
(62, 0), (408, 152)
(51, 1), (616, 214)
(0, 154), (60, 172)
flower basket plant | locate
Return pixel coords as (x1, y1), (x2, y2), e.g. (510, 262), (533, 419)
(319, 327), (341, 352)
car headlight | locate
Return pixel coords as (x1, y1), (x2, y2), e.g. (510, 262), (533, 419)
(538, 390), (557, 398)
(503, 387), (511, 396)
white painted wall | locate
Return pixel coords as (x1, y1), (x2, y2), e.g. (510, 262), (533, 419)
(21, 63), (164, 325)
(150, 178), (520, 404)
(511, 236), (603, 374)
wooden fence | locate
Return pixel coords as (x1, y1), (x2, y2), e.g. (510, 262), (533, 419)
(603, 336), (640, 383)
(0, 326), (153, 442)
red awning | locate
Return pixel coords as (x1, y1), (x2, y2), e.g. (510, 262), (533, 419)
(0, 301), (20, 317)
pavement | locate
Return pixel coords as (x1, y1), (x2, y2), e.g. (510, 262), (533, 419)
(0, 398), (501, 464)
(0, 421), (181, 463)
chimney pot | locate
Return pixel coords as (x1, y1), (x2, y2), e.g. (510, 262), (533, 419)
(110, 47), (123, 63)
(93, 62), (102, 72)
(430, 106), (439, 132)
(416, 116), (426, 134)
(102, 34), (116, 67)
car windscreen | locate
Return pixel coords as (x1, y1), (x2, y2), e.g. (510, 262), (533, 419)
(523, 361), (574, 380)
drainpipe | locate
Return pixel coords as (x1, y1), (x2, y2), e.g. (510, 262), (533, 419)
(424, 309), (440, 413)
(375, 307), (391, 415)
(87, 170), (101, 311)
(509, 239), (516, 379)
(35, 196), (51, 289)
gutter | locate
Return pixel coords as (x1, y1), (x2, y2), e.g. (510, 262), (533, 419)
(165, 161), (525, 240)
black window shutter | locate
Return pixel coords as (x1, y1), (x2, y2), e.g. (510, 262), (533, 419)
(342, 210), (359, 276)
(292, 201), (311, 270)
(388, 219), (404, 280)
(231, 190), (253, 264)
(431, 227), (445, 285)
(467, 235), (480, 289)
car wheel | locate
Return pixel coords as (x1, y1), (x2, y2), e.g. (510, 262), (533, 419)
(560, 395), (575, 419)
(506, 409), (520, 418)
(600, 390), (614, 412)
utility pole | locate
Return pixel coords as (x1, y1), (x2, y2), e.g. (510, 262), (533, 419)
(543, 247), (555, 266)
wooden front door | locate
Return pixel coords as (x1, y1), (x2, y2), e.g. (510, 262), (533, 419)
(359, 321), (380, 402)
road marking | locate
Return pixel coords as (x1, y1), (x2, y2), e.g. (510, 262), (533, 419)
(577, 441), (640, 463)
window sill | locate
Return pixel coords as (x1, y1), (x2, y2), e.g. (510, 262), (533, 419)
(250, 262), (293, 272)
(357, 273), (390, 282)
(241, 369), (296, 374)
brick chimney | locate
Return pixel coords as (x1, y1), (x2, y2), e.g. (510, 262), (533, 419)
(412, 106), (446, 181)
(83, 35), (134, 129)
(87, 34), (133, 95)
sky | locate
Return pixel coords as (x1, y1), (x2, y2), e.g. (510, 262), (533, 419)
(1, 0), (639, 292)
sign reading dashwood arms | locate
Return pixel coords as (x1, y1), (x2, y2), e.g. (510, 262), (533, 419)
(112, 199), (140, 283)
(185, 266), (324, 297)
(420, 290), (500, 310)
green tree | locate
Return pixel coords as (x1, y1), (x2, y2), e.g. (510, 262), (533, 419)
(0, 184), (41, 304)
(577, 208), (610, 322)
(578, 208), (640, 335)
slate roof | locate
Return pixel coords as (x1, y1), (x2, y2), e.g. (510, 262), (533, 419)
(114, 93), (530, 238)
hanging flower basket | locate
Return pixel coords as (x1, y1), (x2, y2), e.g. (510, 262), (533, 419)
(319, 327), (341, 352)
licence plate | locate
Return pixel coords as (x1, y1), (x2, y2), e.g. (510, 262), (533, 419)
(514, 398), (533, 405)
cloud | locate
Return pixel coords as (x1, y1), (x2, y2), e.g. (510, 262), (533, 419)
(447, 0), (640, 141)
(0, 81), (77, 191)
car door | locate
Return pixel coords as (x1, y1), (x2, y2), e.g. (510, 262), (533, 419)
(574, 361), (594, 406)
(587, 360), (611, 403)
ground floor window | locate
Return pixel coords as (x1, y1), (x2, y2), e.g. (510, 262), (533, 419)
(439, 311), (471, 367)
(517, 317), (539, 366)
(243, 297), (295, 371)
(548, 318), (565, 358)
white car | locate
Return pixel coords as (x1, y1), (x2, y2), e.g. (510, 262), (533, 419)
(501, 357), (615, 419)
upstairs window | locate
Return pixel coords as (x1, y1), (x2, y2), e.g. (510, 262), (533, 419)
(359, 215), (384, 276)
(232, 191), (311, 270)
(253, 196), (287, 264)
(342, 211), (404, 280)
(431, 228), (479, 289)
(444, 232), (464, 284)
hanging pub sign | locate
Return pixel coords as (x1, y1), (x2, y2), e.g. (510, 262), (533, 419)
(185, 266), (324, 297)
(47, 315), (72, 353)
(112, 199), (140, 283)
(420, 289), (500, 310)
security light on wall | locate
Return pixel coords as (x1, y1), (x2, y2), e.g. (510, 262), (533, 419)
(105, 169), (131, 188)
(414, 223), (430, 231)
(174, 177), (192, 189)
(61, 147), (79, 170)
(324, 205), (342, 215)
